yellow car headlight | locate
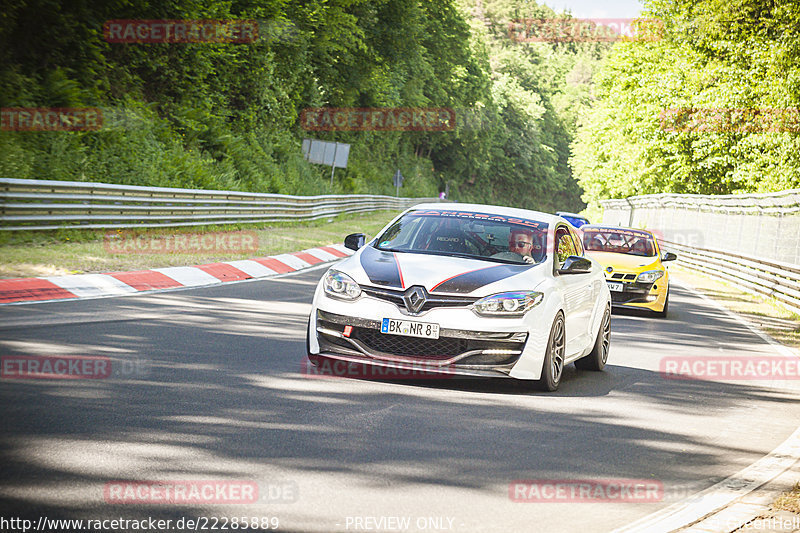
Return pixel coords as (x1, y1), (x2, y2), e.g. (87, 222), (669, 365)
(637, 270), (664, 283)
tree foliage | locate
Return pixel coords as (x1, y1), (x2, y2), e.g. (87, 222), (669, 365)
(0, 0), (596, 212)
(572, 0), (800, 211)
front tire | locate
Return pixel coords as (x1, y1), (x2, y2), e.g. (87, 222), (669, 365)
(576, 305), (610, 371)
(536, 312), (566, 392)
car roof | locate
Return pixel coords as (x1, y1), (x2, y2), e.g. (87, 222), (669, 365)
(581, 224), (656, 237)
(555, 211), (588, 219)
(410, 202), (562, 224)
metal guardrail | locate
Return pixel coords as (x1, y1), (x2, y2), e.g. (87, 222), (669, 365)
(601, 189), (800, 315)
(660, 240), (800, 315)
(601, 190), (800, 265)
(0, 178), (437, 230)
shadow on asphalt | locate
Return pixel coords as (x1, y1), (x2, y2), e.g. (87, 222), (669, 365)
(0, 274), (796, 528)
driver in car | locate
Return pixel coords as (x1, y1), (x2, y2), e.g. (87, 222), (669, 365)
(509, 228), (537, 264)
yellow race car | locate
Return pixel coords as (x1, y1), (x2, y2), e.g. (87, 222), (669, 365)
(580, 225), (676, 317)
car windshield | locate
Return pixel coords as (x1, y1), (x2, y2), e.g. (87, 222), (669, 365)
(582, 228), (656, 257)
(375, 209), (549, 264)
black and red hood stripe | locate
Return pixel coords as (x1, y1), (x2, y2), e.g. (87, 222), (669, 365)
(358, 246), (532, 294)
(359, 246), (405, 288)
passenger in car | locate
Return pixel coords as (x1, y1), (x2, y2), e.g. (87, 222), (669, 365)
(631, 238), (652, 256)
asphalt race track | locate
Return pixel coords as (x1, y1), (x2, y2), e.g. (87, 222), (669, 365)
(2, 266), (799, 532)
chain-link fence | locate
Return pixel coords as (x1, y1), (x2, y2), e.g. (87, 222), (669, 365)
(600, 190), (800, 314)
(601, 190), (800, 266)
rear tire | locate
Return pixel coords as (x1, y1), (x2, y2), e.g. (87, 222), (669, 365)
(576, 305), (610, 371)
(536, 313), (566, 392)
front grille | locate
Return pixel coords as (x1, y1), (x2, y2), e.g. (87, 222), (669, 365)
(609, 273), (637, 281)
(361, 287), (404, 307)
(316, 311), (527, 366)
(353, 328), (467, 359)
(362, 286), (478, 313)
(611, 292), (646, 304)
(610, 281), (656, 304)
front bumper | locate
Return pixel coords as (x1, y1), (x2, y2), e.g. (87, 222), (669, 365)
(607, 277), (667, 312)
(313, 310), (528, 378)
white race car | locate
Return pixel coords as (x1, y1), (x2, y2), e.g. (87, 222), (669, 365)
(307, 203), (611, 391)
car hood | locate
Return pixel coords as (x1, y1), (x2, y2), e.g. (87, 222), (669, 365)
(585, 251), (662, 273)
(338, 246), (543, 295)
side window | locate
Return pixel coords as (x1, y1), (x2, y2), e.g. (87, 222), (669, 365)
(555, 227), (577, 266)
(569, 227), (584, 255)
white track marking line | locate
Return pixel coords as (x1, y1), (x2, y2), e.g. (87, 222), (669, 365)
(614, 277), (800, 533)
(613, 425), (800, 533)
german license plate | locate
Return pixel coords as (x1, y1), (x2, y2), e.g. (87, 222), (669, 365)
(381, 318), (440, 339)
(607, 281), (624, 292)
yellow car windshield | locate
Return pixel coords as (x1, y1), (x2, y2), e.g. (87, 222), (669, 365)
(583, 230), (656, 257)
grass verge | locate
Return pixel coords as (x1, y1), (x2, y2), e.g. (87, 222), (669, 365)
(0, 210), (401, 278)
(773, 483), (800, 514)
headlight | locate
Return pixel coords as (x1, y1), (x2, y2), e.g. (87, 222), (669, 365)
(637, 270), (664, 283)
(473, 291), (544, 317)
(323, 269), (361, 300)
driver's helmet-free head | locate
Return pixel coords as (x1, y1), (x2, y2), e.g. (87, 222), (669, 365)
(509, 228), (535, 255)
(631, 238), (652, 255)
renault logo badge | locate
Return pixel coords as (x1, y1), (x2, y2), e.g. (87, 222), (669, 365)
(403, 286), (427, 313)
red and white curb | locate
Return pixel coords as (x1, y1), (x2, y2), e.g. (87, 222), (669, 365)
(0, 245), (353, 305)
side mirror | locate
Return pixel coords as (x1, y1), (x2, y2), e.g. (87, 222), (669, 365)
(559, 256), (593, 275)
(662, 252), (677, 262)
(344, 233), (366, 251)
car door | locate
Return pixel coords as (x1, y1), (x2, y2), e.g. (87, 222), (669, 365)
(553, 225), (594, 356)
(569, 225), (601, 344)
